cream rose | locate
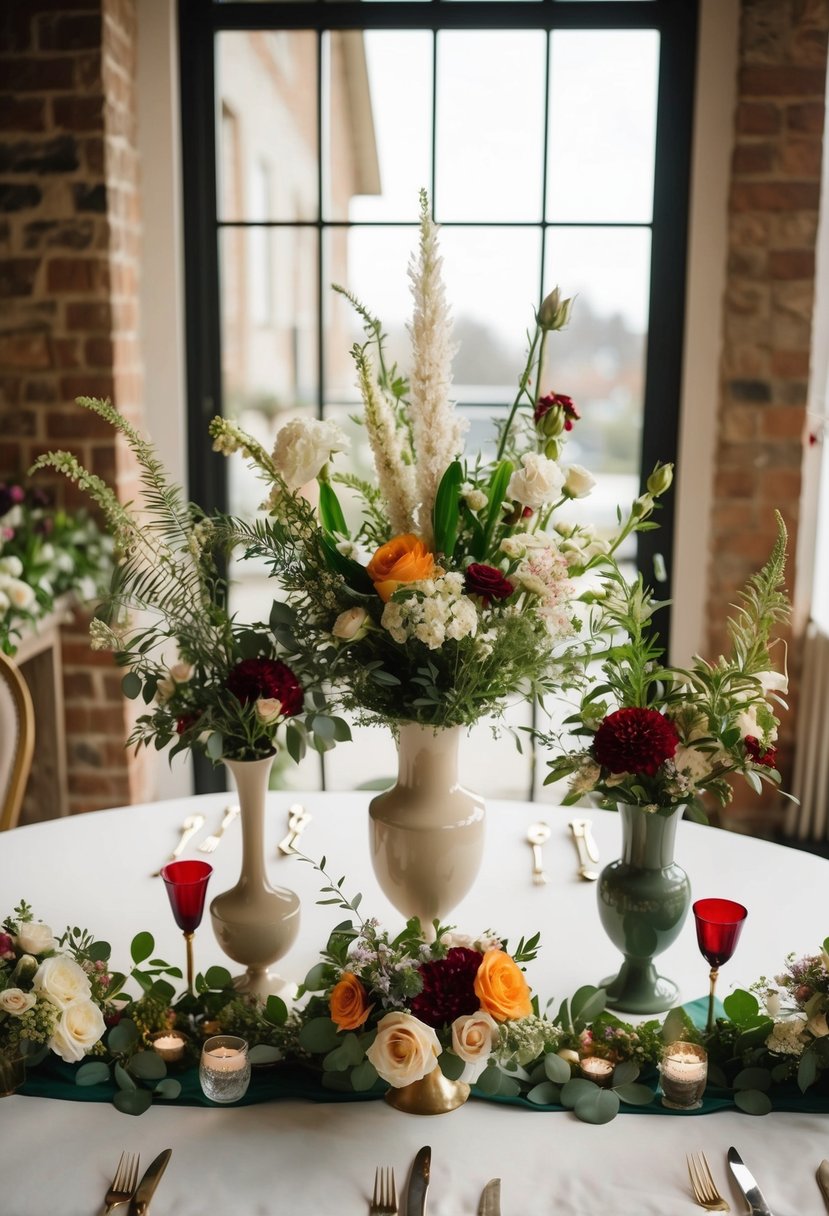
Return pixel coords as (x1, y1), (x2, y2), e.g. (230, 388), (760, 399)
(332, 607), (369, 643)
(6, 579), (36, 610)
(273, 419), (349, 492)
(169, 661), (194, 683)
(16, 921), (55, 956)
(506, 454), (565, 509)
(0, 555), (23, 578)
(255, 697), (283, 725)
(0, 987), (37, 1016)
(33, 954), (92, 1009)
(807, 1013), (829, 1039)
(451, 1011), (498, 1069)
(49, 998), (106, 1063)
(562, 464), (596, 499)
(365, 1012), (440, 1088)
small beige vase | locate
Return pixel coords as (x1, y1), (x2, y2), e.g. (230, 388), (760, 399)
(210, 753), (300, 1001)
(369, 723), (485, 926)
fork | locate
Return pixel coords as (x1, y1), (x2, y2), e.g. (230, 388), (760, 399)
(198, 805), (240, 854)
(687, 1152), (731, 1212)
(150, 813), (205, 876)
(369, 1166), (398, 1216)
(104, 1151), (140, 1213)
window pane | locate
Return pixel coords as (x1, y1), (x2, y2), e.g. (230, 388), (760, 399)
(435, 31), (546, 222)
(217, 31), (318, 222)
(547, 30), (659, 223)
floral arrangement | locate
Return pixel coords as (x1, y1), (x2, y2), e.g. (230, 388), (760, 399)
(210, 192), (672, 736)
(542, 512), (791, 819)
(0, 480), (112, 655)
(32, 402), (340, 763)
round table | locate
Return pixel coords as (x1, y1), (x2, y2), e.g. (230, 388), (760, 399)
(2, 792), (826, 1215)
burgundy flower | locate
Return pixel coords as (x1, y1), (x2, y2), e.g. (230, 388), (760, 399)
(744, 735), (778, 768)
(225, 657), (303, 717)
(464, 563), (514, 606)
(534, 393), (581, 431)
(409, 947), (483, 1029)
(0, 932), (14, 960)
(176, 713), (200, 736)
(592, 707), (679, 777)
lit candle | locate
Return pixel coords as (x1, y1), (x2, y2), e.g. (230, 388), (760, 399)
(660, 1041), (708, 1110)
(151, 1031), (187, 1063)
(579, 1056), (614, 1087)
(199, 1035), (251, 1103)
(205, 1046), (247, 1072)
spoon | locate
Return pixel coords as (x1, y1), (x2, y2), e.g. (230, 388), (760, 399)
(150, 813), (205, 877)
(527, 821), (551, 885)
(568, 819), (599, 882)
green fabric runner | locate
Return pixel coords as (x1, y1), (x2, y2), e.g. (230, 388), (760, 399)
(16, 998), (829, 1116)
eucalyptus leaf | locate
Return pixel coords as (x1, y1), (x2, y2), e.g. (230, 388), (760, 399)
(734, 1088), (772, 1116)
(574, 1087), (620, 1124)
(88, 940), (111, 963)
(204, 965), (233, 990)
(611, 1059), (639, 1087)
(129, 1051), (167, 1081)
(75, 1060), (111, 1087)
(723, 989), (759, 1024)
(323, 1033), (365, 1072)
(248, 1044), (282, 1065)
(265, 995), (288, 1026)
(107, 1019), (140, 1054)
(733, 1066), (772, 1092)
(543, 1053), (572, 1084)
(614, 1082), (655, 1106)
(121, 671), (142, 699)
(114, 1061), (137, 1092)
(351, 1059), (379, 1092)
(206, 731), (224, 760)
(286, 723), (307, 765)
(113, 1088), (153, 1116)
(303, 962), (329, 991)
(560, 1078), (597, 1109)
(570, 985), (607, 1028)
(438, 1052), (465, 1081)
(154, 1078), (182, 1100)
(798, 1048), (819, 1093)
(527, 1081), (561, 1106)
(474, 1064), (502, 1096)
(298, 1017), (341, 1055)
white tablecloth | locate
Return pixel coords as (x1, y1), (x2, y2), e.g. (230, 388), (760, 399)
(1, 792), (827, 1215)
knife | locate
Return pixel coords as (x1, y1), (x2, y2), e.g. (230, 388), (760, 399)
(478, 1179), (501, 1216)
(128, 1148), (172, 1215)
(817, 1160), (829, 1212)
(406, 1145), (430, 1216)
(727, 1147), (775, 1216)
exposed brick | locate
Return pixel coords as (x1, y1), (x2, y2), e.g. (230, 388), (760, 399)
(57, 374), (115, 405)
(0, 181), (42, 211)
(0, 330), (52, 370)
(52, 96), (105, 133)
(790, 24), (829, 67)
(760, 405), (807, 440)
(0, 96), (46, 133)
(730, 181), (821, 211)
(727, 378), (772, 402)
(23, 377), (59, 404)
(46, 256), (109, 293)
(721, 404), (759, 442)
(0, 407), (36, 436)
(73, 182), (106, 212)
(0, 135), (79, 175)
(715, 468), (757, 499)
(84, 335), (112, 366)
(53, 337), (81, 369)
(38, 12), (102, 52)
(65, 300), (112, 331)
(0, 56), (75, 92)
(733, 142), (774, 174)
(786, 101), (825, 134)
(771, 349), (811, 377)
(739, 65), (828, 96)
(769, 249), (816, 278)
(24, 218), (96, 251)
(0, 258), (39, 298)
(778, 136), (823, 176)
(758, 468), (802, 502)
(711, 502), (757, 535)
(775, 379), (809, 406)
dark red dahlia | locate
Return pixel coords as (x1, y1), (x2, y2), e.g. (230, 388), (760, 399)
(225, 657), (303, 717)
(533, 393), (581, 431)
(464, 563), (514, 606)
(176, 713), (200, 736)
(592, 707), (679, 777)
(409, 947), (483, 1029)
(744, 735), (778, 768)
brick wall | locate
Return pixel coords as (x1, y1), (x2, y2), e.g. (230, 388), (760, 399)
(0, 0), (150, 813)
(709, 0), (827, 827)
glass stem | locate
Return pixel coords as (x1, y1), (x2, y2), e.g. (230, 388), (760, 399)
(707, 966), (719, 1033)
(185, 931), (195, 994)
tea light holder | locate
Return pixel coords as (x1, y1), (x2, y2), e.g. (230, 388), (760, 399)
(151, 1030), (187, 1063)
(659, 1040), (708, 1110)
(199, 1034), (251, 1104)
(579, 1055), (615, 1088)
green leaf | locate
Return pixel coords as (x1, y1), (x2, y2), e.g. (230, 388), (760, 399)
(798, 1047), (819, 1092)
(302, 962), (330, 992)
(734, 1088), (772, 1116)
(121, 671), (142, 699)
(331, 717), (353, 743)
(206, 731), (224, 760)
(129, 1051), (167, 1081)
(318, 480), (349, 537)
(113, 1088), (153, 1116)
(107, 1019), (140, 1054)
(480, 460), (513, 556)
(614, 1082), (654, 1106)
(319, 535), (374, 594)
(560, 1078), (596, 1109)
(432, 459), (463, 559)
(527, 1081), (561, 1106)
(269, 600), (296, 630)
(733, 1066), (772, 1092)
(148, 978), (176, 1003)
(298, 1017), (341, 1055)
(610, 1059), (639, 1087)
(114, 1061), (137, 1092)
(130, 932), (154, 965)
(87, 940), (111, 963)
(351, 1059), (379, 1092)
(323, 1033), (364, 1072)
(204, 965), (233, 990)
(75, 1060), (111, 1087)
(154, 1078), (182, 1100)
(311, 714), (337, 741)
(286, 723), (307, 765)
(265, 995), (288, 1026)
(543, 1053), (572, 1084)
(574, 1086), (620, 1124)
(248, 1044), (282, 1065)
(723, 989), (760, 1024)
(570, 986), (607, 1028)
(438, 1052), (465, 1081)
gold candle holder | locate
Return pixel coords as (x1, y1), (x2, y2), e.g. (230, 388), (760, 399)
(151, 1030), (187, 1063)
(578, 1055), (615, 1088)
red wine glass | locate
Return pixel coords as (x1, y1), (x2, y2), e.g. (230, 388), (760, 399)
(693, 897), (747, 1032)
(161, 859), (213, 992)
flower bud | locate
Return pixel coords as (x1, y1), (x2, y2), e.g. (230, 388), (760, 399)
(563, 465), (596, 500)
(544, 437), (562, 461)
(646, 462), (674, 497)
(255, 697), (283, 726)
(538, 287), (573, 332)
(631, 492), (654, 519)
(332, 606), (369, 643)
(11, 954), (38, 988)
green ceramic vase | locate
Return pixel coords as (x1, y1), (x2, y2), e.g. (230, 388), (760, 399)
(597, 803), (691, 1014)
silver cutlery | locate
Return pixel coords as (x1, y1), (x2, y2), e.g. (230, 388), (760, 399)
(405, 1145), (430, 1216)
(198, 804), (240, 853)
(150, 813), (205, 877)
(568, 818), (599, 882)
(478, 1178), (501, 1216)
(526, 821), (551, 885)
(128, 1147), (172, 1216)
(277, 803), (312, 855)
(727, 1146), (775, 1216)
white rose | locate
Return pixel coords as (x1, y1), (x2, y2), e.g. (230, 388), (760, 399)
(562, 464), (596, 499)
(332, 607), (369, 642)
(49, 998), (106, 1063)
(506, 454), (564, 509)
(255, 697), (283, 725)
(451, 1011), (498, 1070)
(273, 419), (349, 492)
(807, 1013), (829, 1039)
(155, 677), (176, 706)
(0, 988), (37, 1015)
(6, 579), (35, 610)
(169, 661), (194, 683)
(0, 555), (23, 577)
(365, 1012), (440, 1088)
(16, 921), (55, 956)
(33, 954), (92, 1010)
(764, 991), (781, 1017)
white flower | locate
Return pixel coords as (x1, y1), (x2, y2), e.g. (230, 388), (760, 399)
(0, 987), (37, 1015)
(365, 1011), (440, 1087)
(506, 454), (564, 509)
(766, 1015), (808, 1057)
(272, 418), (349, 492)
(756, 669), (788, 696)
(807, 1013), (829, 1039)
(332, 607), (369, 642)
(49, 998), (106, 1063)
(33, 954), (92, 1010)
(562, 465), (596, 499)
(764, 991), (781, 1017)
(4, 578), (35, 610)
(16, 921), (55, 956)
(461, 484), (488, 512)
(380, 574), (477, 650)
(0, 555), (23, 578)
(569, 758), (601, 795)
(672, 744), (718, 785)
(255, 697), (283, 725)
(155, 677), (176, 706)
(451, 1011), (499, 1077)
(169, 661), (194, 683)
(0, 589), (9, 618)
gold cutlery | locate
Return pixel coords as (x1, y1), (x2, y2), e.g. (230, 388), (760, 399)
(104, 1150), (140, 1213)
(688, 1151), (731, 1212)
(568, 818), (599, 882)
(369, 1165), (398, 1216)
(198, 804), (240, 854)
(150, 813), (205, 877)
(478, 1178), (501, 1215)
(526, 821), (551, 885)
(128, 1147), (172, 1216)
(817, 1160), (829, 1212)
(277, 803), (312, 855)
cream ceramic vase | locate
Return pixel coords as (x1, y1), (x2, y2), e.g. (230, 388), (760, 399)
(210, 754), (300, 1001)
(369, 723), (485, 926)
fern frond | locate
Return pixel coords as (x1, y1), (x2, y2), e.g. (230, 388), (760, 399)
(727, 510), (790, 672)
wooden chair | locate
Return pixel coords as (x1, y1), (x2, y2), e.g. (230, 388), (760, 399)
(0, 650), (35, 831)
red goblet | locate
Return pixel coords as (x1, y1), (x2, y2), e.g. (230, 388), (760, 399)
(161, 859), (213, 993)
(693, 897), (747, 1032)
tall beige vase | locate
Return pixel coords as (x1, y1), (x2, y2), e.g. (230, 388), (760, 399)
(210, 753), (300, 1001)
(369, 723), (485, 926)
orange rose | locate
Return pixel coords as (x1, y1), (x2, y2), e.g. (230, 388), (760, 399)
(366, 534), (435, 603)
(473, 950), (532, 1022)
(329, 973), (373, 1031)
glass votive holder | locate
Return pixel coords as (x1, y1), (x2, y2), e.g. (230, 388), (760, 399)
(151, 1030), (187, 1063)
(199, 1035), (251, 1104)
(659, 1040), (708, 1110)
(578, 1055), (615, 1088)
